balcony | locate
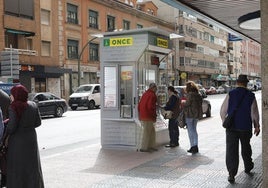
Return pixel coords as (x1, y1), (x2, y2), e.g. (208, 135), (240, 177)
(4, 48), (37, 56)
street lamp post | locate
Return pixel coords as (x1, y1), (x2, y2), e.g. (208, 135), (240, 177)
(77, 34), (103, 86)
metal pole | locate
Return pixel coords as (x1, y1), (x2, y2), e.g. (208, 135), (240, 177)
(78, 37), (97, 86)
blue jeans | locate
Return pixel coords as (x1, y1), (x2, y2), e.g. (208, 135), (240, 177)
(186, 118), (198, 147)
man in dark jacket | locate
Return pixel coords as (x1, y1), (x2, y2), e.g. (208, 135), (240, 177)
(138, 83), (158, 152)
(220, 74), (260, 183)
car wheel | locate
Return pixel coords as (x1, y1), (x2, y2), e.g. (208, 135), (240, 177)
(88, 101), (95, 110)
(71, 106), (77, 110)
(55, 107), (64, 117)
(206, 105), (211, 117)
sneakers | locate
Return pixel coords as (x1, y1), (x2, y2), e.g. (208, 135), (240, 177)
(165, 143), (179, 148)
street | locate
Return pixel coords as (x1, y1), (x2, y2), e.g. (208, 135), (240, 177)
(37, 90), (262, 156)
(37, 108), (101, 157)
(37, 91), (262, 187)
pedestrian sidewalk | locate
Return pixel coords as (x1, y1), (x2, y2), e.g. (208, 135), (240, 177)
(41, 115), (262, 188)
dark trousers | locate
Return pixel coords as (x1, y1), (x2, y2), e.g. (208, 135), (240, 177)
(168, 118), (179, 145)
(226, 130), (253, 176)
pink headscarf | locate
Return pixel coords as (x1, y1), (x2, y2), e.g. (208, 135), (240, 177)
(10, 85), (29, 120)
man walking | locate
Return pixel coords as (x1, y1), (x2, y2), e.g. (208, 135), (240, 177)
(138, 83), (158, 152)
(220, 74), (260, 183)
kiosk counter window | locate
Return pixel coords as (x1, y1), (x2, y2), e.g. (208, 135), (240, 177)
(103, 66), (117, 108)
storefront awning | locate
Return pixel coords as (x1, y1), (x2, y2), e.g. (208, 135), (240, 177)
(5, 29), (35, 37)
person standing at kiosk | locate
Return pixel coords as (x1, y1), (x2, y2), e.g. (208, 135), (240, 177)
(164, 86), (181, 148)
(138, 83), (158, 152)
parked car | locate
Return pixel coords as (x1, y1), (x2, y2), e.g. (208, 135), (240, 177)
(68, 84), (100, 110)
(216, 86), (225, 94)
(174, 86), (211, 117)
(206, 86), (217, 95)
(28, 92), (68, 117)
(221, 84), (231, 93)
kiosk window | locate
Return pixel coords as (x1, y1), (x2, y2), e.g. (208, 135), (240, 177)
(120, 65), (133, 118)
(104, 66), (117, 108)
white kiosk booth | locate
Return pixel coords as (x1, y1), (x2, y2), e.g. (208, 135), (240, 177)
(100, 27), (173, 149)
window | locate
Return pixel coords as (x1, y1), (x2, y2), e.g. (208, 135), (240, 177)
(4, 0), (34, 19)
(41, 9), (50, 25)
(89, 43), (99, 61)
(41, 41), (51, 56)
(107, 15), (115, 31)
(67, 39), (78, 59)
(26, 38), (33, 50)
(89, 10), (98, 29)
(137, 24), (143, 29)
(67, 3), (78, 24)
(123, 20), (130, 30)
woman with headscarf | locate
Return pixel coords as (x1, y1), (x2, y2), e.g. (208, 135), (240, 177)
(6, 85), (44, 188)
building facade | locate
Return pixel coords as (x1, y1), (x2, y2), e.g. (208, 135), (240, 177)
(151, 0), (261, 88)
(0, 0), (261, 98)
(0, 0), (71, 98)
(0, 0), (174, 98)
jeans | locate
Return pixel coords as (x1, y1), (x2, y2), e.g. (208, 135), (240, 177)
(168, 118), (179, 145)
(226, 129), (253, 176)
(186, 118), (198, 147)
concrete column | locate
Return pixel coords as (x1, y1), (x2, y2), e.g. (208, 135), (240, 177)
(261, 0), (268, 187)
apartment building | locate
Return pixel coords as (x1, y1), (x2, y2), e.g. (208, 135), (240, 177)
(0, 0), (175, 98)
(151, 0), (230, 87)
(0, 0), (71, 98)
(241, 40), (261, 79)
(64, 0), (174, 93)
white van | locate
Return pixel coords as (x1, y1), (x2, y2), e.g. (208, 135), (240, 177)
(68, 84), (100, 110)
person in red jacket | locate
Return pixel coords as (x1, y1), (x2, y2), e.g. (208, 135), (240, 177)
(138, 83), (158, 152)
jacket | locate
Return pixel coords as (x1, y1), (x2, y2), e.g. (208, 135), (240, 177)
(183, 92), (202, 119)
(164, 94), (181, 119)
(6, 101), (44, 188)
(138, 89), (157, 122)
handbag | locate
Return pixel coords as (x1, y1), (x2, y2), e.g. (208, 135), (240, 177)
(162, 110), (173, 119)
(177, 111), (186, 129)
(222, 91), (247, 129)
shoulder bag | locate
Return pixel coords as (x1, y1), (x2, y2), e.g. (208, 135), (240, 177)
(222, 91), (247, 129)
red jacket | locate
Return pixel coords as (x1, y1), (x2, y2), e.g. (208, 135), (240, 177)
(138, 89), (157, 122)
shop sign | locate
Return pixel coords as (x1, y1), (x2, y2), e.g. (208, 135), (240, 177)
(104, 37), (133, 47)
(20, 65), (34, 71)
(156, 38), (168, 48)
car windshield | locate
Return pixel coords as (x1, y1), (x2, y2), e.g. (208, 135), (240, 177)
(75, 86), (92, 93)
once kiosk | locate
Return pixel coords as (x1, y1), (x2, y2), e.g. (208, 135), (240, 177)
(100, 27), (175, 150)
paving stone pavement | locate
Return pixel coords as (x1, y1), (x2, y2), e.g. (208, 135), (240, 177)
(41, 115), (262, 188)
